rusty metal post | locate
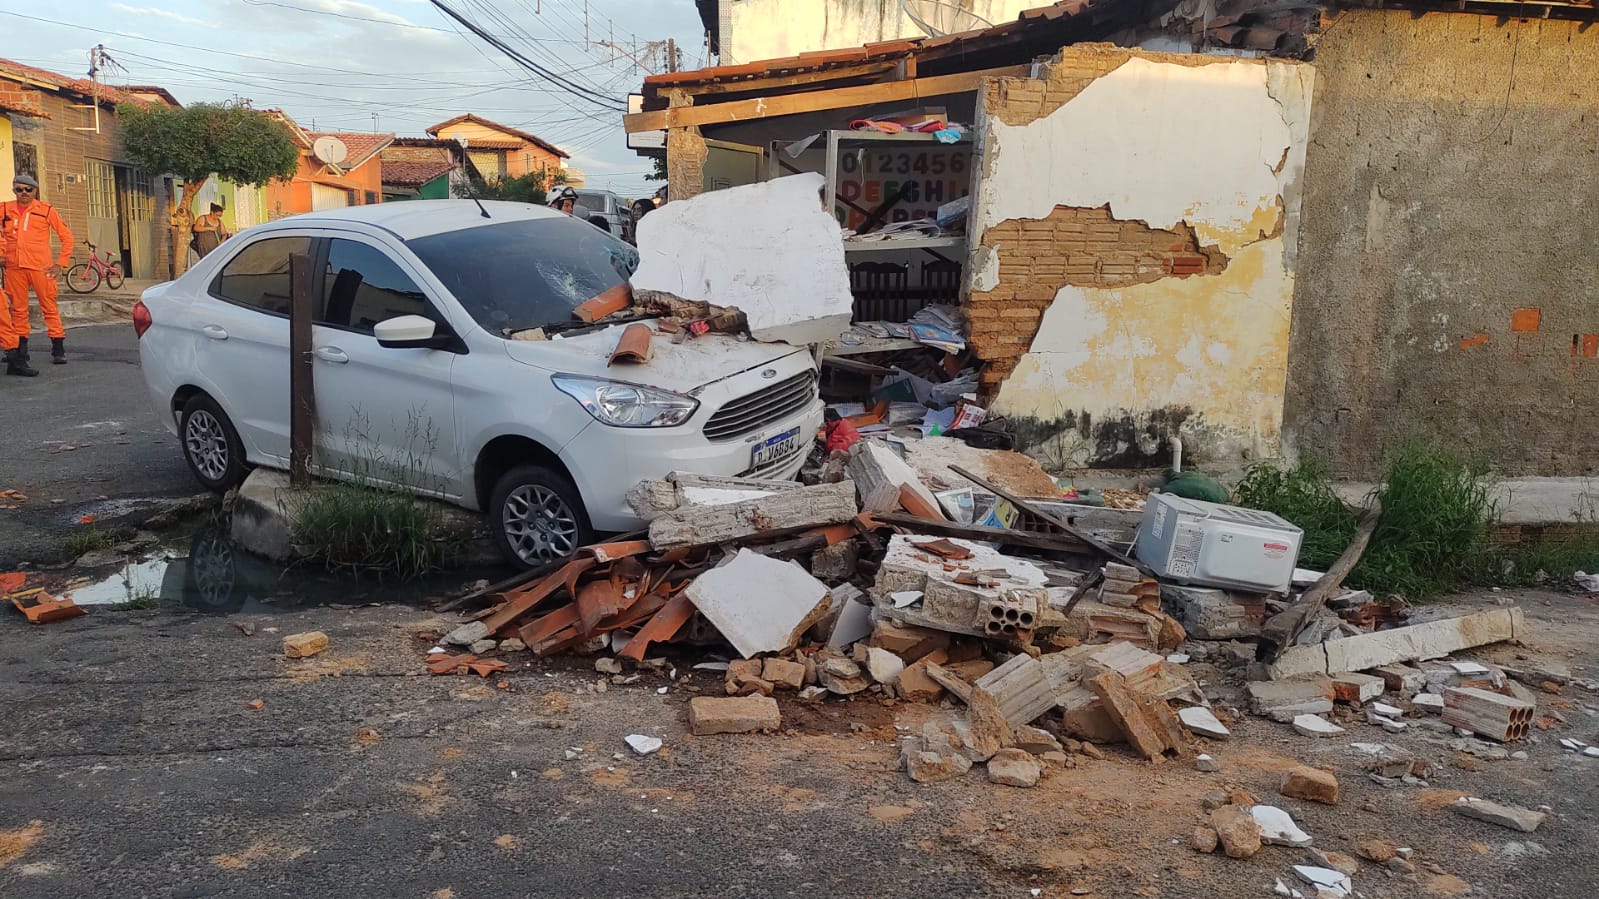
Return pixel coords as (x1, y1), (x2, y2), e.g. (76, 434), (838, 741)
(289, 252), (315, 486)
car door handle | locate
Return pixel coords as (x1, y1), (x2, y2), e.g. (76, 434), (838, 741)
(200, 325), (228, 340)
(314, 346), (349, 364)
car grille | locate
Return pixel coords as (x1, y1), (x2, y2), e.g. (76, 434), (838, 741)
(702, 371), (817, 441)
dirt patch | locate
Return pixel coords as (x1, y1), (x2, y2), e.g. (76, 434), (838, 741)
(1425, 873), (1473, 896)
(211, 839), (309, 870)
(397, 771), (451, 817)
(869, 804), (916, 823)
(1415, 788), (1471, 811)
(0, 820), (43, 868)
(493, 834), (520, 851)
(284, 651), (371, 683)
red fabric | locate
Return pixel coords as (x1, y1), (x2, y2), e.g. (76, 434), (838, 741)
(823, 419), (861, 453)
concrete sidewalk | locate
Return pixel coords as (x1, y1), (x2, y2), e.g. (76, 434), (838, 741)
(54, 277), (162, 327)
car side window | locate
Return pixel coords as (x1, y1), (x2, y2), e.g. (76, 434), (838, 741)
(320, 238), (432, 334)
(214, 236), (314, 315)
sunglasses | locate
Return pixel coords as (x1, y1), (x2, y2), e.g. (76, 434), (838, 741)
(12, 185), (34, 193)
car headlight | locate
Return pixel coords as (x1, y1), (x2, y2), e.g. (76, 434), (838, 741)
(552, 374), (698, 428)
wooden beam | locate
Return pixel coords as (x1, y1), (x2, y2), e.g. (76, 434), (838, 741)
(687, 60), (904, 97)
(624, 65), (1028, 133)
(870, 511), (1091, 555)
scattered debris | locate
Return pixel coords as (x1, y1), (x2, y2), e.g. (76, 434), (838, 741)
(1210, 804), (1263, 859)
(624, 734), (662, 756)
(1178, 706), (1231, 740)
(1252, 805), (1312, 847)
(1291, 715), (1346, 738)
(1280, 766), (1340, 805)
(689, 696), (781, 735)
(1442, 686), (1533, 742)
(1449, 797), (1547, 833)
(985, 748), (1043, 787)
(282, 631), (329, 659)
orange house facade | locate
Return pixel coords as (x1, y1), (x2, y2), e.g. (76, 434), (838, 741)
(426, 114), (567, 187)
(263, 112), (393, 218)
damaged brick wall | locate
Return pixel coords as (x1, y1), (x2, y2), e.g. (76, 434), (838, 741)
(965, 45), (1312, 470)
(969, 205), (1230, 395)
(1284, 11), (1599, 477)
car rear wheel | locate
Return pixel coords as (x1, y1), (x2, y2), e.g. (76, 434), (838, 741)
(179, 393), (249, 492)
(488, 464), (592, 568)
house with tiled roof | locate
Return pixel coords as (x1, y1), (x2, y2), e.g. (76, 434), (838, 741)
(0, 57), (178, 278)
(380, 136), (476, 201)
(425, 113), (568, 188)
(262, 111), (393, 217)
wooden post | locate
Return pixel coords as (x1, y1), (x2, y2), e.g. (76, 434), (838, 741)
(288, 252), (315, 486)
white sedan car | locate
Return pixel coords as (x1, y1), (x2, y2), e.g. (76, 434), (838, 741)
(135, 201), (823, 567)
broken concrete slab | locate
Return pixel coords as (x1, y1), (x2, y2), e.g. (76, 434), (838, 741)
(1412, 692), (1445, 712)
(625, 734), (663, 755)
(1248, 678), (1335, 721)
(985, 748), (1043, 787)
(1331, 672), (1385, 704)
(1162, 583), (1264, 639)
(649, 480), (858, 551)
(1268, 608), (1525, 679)
(902, 735), (975, 783)
(1449, 797), (1547, 832)
(685, 549), (832, 659)
(688, 695), (782, 735)
(1178, 706), (1231, 739)
(1196, 753), (1220, 772)
(1252, 805), (1313, 847)
(1292, 865), (1351, 898)
(1013, 725), (1063, 755)
(1373, 663), (1427, 694)
(630, 172), (853, 345)
(443, 620), (489, 648)
(848, 440), (944, 518)
(866, 647), (906, 685)
(1292, 715), (1346, 737)
(826, 584), (874, 649)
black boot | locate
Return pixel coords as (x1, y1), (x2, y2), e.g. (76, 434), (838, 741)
(4, 347), (38, 377)
(51, 337), (65, 365)
(17, 336), (27, 363)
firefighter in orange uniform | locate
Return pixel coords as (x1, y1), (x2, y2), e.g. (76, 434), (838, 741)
(0, 173), (75, 375)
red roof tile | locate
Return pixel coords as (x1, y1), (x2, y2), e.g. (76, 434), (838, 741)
(0, 57), (146, 105)
(425, 113), (569, 159)
(306, 130), (395, 171)
(382, 159), (456, 187)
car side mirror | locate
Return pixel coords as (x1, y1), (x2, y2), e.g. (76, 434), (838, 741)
(375, 314), (461, 351)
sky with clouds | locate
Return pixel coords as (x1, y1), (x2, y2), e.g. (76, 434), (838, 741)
(1, 0), (705, 197)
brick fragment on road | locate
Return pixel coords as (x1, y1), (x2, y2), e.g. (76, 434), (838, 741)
(282, 631), (329, 658)
(689, 695), (781, 735)
(1280, 765), (1340, 804)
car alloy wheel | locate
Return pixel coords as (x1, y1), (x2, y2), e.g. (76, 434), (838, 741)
(501, 484), (581, 564)
(184, 409), (231, 483)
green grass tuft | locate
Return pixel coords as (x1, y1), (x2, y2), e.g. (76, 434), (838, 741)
(64, 526), (120, 558)
(291, 482), (454, 579)
(1233, 458), (1358, 571)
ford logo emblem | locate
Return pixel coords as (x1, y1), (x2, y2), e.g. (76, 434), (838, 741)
(761, 368), (777, 379)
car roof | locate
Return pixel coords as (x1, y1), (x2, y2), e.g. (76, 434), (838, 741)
(255, 200), (567, 240)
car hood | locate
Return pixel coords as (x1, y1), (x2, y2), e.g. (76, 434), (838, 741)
(501, 321), (810, 395)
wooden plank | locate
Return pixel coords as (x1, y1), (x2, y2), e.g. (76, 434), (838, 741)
(1260, 499), (1382, 661)
(871, 511), (1090, 553)
(1088, 671), (1168, 761)
(624, 66), (1030, 132)
(648, 480), (859, 550)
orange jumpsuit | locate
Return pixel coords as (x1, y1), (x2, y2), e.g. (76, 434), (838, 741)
(0, 199), (74, 342)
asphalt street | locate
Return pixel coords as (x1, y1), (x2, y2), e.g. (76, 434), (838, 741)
(0, 323), (199, 566)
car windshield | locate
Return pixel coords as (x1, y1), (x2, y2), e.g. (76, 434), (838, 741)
(406, 216), (639, 335)
(574, 191), (610, 214)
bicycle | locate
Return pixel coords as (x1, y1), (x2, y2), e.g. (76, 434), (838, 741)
(65, 241), (124, 293)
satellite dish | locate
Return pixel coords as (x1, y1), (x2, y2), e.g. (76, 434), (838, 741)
(899, 0), (994, 38)
(312, 136), (349, 166)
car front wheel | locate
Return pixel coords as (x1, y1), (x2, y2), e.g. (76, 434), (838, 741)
(488, 464), (592, 568)
(179, 393), (249, 491)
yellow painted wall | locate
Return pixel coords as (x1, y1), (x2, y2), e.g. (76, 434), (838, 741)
(0, 116), (13, 195)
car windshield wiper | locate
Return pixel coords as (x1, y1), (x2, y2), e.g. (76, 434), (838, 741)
(539, 311), (656, 336)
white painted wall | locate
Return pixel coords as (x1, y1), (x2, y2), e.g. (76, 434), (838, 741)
(724, 0), (1039, 63)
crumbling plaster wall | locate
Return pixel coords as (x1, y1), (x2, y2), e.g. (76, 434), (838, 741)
(968, 45), (1313, 470)
(723, 0), (1039, 63)
(1284, 11), (1599, 477)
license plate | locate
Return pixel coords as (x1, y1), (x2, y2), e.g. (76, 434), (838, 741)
(751, 427), (803, 468)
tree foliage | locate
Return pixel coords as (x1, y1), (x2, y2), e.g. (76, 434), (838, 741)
(646, 156), (666, 182)
(117, 102), (300, 187)
(460, 171), (561, 204)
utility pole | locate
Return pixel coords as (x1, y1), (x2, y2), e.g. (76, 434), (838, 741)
(667, 38), (678, 72)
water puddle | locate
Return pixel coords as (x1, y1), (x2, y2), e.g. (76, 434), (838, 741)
(61, 525), (507, 614)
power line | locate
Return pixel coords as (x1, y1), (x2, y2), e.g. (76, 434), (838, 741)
(429, 0), (625, 110)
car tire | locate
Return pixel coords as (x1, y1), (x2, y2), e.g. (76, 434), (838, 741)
(488, 464), (592, 569)
(179, 393), (249, 492)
